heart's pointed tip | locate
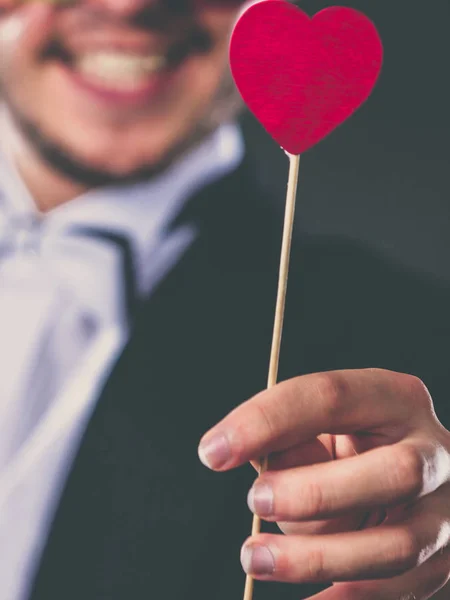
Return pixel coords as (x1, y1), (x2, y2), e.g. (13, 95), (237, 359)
(229, 1), (384, 154)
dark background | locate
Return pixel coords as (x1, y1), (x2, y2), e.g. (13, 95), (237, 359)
(242, 0), (450, 283)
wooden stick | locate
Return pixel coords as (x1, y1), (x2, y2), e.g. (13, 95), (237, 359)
(243, 152), (301, 600)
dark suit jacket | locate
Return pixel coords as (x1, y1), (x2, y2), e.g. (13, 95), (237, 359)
(28, 152), (450, 600)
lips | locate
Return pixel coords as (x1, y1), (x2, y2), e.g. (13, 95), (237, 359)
(39, 39), (167, 100)
(75, 50), (167, 91)
(38, 8), (215, 106)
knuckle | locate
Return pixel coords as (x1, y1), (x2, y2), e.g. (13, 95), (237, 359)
(300, 479), (327, 518)
(401, 373), (433, 410)
(390, 444), (426, 499)
(252, 400), (277, 440)
(408, 374), (430, 398)
(390, 528), (422, 573)
(314, 372), (347, 424)
(305, 545), (327, 582)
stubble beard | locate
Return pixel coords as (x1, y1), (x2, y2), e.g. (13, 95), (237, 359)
(1, 64), (243, 190)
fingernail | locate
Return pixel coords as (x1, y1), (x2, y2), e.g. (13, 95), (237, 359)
(198, 432), (231, 470)
(247, 483), (274, 516)
(241, 545), (275, 576)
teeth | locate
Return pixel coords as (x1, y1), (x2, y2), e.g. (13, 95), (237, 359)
(76, 51), (167, 88)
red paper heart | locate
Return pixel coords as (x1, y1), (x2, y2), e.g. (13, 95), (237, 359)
(230, 1), (383, 154)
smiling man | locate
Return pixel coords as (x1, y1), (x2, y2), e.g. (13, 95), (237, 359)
(0, 0), (241, 203)
(0, 1), (449, 600)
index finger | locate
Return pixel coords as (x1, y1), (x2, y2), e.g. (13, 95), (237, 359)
(198, 369), (432, 471)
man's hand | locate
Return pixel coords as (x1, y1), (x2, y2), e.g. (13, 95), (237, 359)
(198, 369), (450, 599)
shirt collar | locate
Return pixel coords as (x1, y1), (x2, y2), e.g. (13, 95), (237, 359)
(0, 121), (244, 288)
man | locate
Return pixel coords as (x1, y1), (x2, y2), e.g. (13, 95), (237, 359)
(0, 1), (449, 600)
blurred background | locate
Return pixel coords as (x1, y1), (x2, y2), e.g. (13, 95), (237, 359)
(241, 0), (450, 283)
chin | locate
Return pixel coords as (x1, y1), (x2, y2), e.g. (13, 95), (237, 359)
(7, 72), (218, 187)
(58, 110), (189, 165)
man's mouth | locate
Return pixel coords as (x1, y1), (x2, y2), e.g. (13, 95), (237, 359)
(75, 50), (168, 91)
(42, 31), (210, 97)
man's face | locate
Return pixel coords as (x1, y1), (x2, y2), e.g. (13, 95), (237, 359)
(0, 0), (241, 184)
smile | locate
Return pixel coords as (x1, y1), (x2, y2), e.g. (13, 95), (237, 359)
(76, 51), (168, 92)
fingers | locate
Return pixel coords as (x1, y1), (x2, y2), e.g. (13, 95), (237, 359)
(250, 434), (335, 475)
(198, 369), (433, 471)
(267, 435), (335, 471)
(248, 441), (450, 522)
(306, 545), (450, 600)
(240, 487), (450, 584)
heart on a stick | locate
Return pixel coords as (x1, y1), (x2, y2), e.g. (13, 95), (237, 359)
(230, 1), (384, 154)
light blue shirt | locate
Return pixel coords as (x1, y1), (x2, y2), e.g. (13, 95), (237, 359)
(0, 123), (244, 600)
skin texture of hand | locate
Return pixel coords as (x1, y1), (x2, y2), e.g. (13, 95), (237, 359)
(198, 369), (450, 599)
